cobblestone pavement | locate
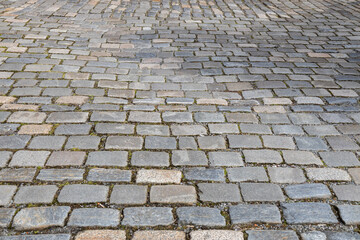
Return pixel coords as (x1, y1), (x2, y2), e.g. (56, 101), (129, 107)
(0, 0), (359, 239)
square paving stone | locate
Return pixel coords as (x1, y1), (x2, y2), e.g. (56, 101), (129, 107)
(333, 185), (360, 201)
(228, 135), (262, 149)
(47, 112), (89, 123)
(198, 136), (226, 149)
(12, 206), (70, 230)
(28, 136), (66, 150)
(209, 152), (243, 166)
(122, 207), (174, 226)
(105, 136), (143, 149)
(295, 137), (328, 150)
(227, 167), (269, 182)
(283, 150), (323, 165)
(37, 169), (84, 182)
(247, 230), (299, 240)
(243, 150), (282, 164)
(58, 184), (109, 203)
(172, 150), (208, 166)
(0, 185), (17, 206)
(0, 208), (16, 227)
(319, 152), (360, 167)
(285, 184), (331, 199)
(46, 151), (86, 166)
(184, 168), (225, 181)
(0, 135), (31, 149)
(131, 151), (169, 166)
(190, 230), (244, 240)
(268, 167), (306, 183)
(87, 168), (131, 182)
(14, 185), (58, 204)
(133, 231), (185, 240)
(177, 207), (225, 226)
(110, 185), (147, 205)
(337, 205), (360, 225)
(145, 136), (176, 149)
(9, 150), (50, 167)
(281, 203), (338, 224)
(240, 183), (285, 202)
(65, 136), (100, 150)
(0, 168), (36, 183)
(86, 151), (128, 166)
(150, 185), (197, 204)
(68, 208), (120, 227)
(198, 183), (241, 203)
(230, 204), (281, 224)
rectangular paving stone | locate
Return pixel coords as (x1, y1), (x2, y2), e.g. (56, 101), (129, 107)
(281, 202), (338, 224)
(268, 167), (306, 183)
(68, 208), (120, 227)
(55, 124), (92, 135)
(243, 150), (282, 164)
(137, 125), (170, 136)
(319, 151), (360, 167)
(128, 111), (161, 123)
(110, 185), (147, 205)
(240, 183), (285, 202)
(162, 112), (193, 123)
(172, 150), (208, 166)
(171, 125), (207, 136)
(28, 136), (66, 150)
(190, 230), (243, 240)
(150, 185), (197, 204)
(65, 136), (100, 150)
(133, 231), (185, 240)
(194, 112), (225, 122)
(106, 136), (143, 149)
(306, 168), (351, 181)
(122, 207), (174, 226)
(283, 150), (323, 165)
(58, 184), (109, 203)
(47, 112), (89, 123)
(90, 111), (126, 122)
(37, 169), (84, 182)
(263, 136), (295, 149)
(295, 137), (328, 150)
(0, 208), (16, 228)
(46, 151), (86, 166)
(131, 151), (169, 166)
(247, 230), (299, 240)
(0, 165), (35, 183)
(87, 168), (131, 182)
(12, 206), (70, 230)
(198, 183), (241, 203)
(7, 111), (46, 123)
(228, 135), (262, 148)
(184, 168), (225, 181)
(75, 230), (126, 240)
(137, 169), (182, 184)
(209, 152), (244, 166)
(230, 204), (281, 224)
(285, 183), (331, 199)
(0, 185), (17, 206)
(333, 185), (360, 201)
(228, 167), (269, 182)
(337, 205), (360, 225)
(0, 135), (31, 149)
(177, 207), (225, 227)
(14, 185), (58, 204)
(9, 150), (50, 167)
(145, 136), (176, 149)
(86, 151), (128, 166)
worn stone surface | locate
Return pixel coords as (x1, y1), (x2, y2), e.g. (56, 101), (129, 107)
(230, 204), (281, 224)
(177, 207), (225, 226)
(122, 207), (174, 226)
(190, 230), (244, 240)
(68, 208), (120, 227)
(133, 231), (185, 240)
(75, 230), (126, 240)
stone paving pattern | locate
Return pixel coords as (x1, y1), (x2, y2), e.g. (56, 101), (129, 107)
(0, 0), (359, 238)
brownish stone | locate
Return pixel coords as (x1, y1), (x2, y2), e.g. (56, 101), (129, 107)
(75, 230), (126, 240)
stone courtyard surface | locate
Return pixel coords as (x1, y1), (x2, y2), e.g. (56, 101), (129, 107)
(0, 0), (359, 239)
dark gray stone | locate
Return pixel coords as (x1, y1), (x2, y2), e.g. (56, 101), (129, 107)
(87, 168), (131, 182)
(184, 168), (225, 181)
(282, 203), (338, 224)
(230, 204), (281, 224)
(285, 184), (331, 199)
